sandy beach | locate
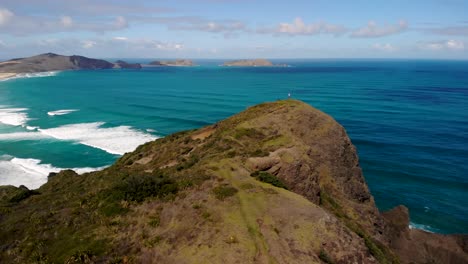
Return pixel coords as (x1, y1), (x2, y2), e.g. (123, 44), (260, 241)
(0, 73), (17, 81)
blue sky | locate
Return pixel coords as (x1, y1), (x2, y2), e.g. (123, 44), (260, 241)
(0, 0), (467, 59)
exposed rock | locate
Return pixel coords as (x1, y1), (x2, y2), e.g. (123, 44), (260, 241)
(383, 205), (468, 264)
(148, 59), (194, 66)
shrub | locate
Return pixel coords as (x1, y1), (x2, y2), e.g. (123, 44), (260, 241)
(250, 171), (288, 189)
(8, 186), (39, 203)
(212, 185), (238, 200)
(319, 249), (334, 264)
(117, 175), (178, 202)
(148, 215), (160, 227)
(234, 128), (264, 139)
(250, 149), (269, 157)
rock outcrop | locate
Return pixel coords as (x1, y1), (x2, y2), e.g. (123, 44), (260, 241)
(148, 59), (194, 66)
(0, 100), (466, 263)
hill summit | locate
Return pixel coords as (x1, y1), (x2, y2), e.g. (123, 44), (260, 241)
(0, 100), (466, 263)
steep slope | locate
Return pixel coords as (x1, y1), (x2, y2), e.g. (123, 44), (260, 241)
(0, 100), (466, 263)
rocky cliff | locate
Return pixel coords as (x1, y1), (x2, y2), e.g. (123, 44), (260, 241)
(0, 100), (466, 263)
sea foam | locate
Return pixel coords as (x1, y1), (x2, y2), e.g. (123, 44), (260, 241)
(39, 122), (158, 155)
(47, 109), (79, 116)
(0, 131), (47, 141)
(0, 155), (104, 189)
(409, 222), (436, 233)
(0, 71), (58, 82)
(0, 108), (29, 126)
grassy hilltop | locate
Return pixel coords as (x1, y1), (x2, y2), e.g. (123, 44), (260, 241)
(0, 100), (466, 264)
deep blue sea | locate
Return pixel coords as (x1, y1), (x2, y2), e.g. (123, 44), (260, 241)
(0, 59), (467, 234)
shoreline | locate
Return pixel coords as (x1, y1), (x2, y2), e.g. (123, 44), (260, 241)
(0, 73), (17, 81)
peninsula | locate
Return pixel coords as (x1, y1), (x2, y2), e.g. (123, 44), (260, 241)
(0, 53), (141, 80)
(148, 59), (194, 67)
(0, 100), (466, 263)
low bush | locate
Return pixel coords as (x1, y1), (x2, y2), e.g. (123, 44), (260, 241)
(250, 171), (288, 189)
(121, 175), (178, 202)
(212, 185), (238, 200)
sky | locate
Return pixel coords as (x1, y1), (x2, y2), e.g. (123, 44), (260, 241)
(0, 0), (467, 59)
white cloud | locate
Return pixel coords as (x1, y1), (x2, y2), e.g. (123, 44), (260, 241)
(420, 40), (465, 51)
(155, 42), (183, 50)
(81, 40), (97, 49)
(352, 20), (407, 38)
(372, 43), (397, 52)
(265, 17), (346, 36)
(446, 39), (464, 50)
(113, 36), (128, 41)
(0, 8), (14, 26)
(60, 16), (73, 27)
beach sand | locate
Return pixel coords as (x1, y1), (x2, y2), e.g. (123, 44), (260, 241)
(0, 73), (17, 81)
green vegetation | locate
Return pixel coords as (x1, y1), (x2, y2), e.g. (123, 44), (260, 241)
(234, 127), (264, 139)
(250, 171), (288, 189)
(7, 186), (39, 203)
(212, 185), (238, 200)
(319, 249), (334, 264)
(149, 215), (161, 227)
(117, 175), (178, 202)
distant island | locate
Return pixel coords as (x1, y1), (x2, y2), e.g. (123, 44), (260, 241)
(148, 59), (194, 67)
(113, 60), (142, 69)
(0, 53), (142, 80)
(222, 59), (288, 67)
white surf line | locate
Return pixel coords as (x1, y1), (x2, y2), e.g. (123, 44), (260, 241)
(0, 71), (58, 82)
(47, 109), (79, 116)
(0, 155), (106, 189)
(38, 122), (158, 155)
(0, 107), (29, 126)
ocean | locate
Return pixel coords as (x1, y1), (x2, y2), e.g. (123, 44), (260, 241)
(0, 59), (466, 234)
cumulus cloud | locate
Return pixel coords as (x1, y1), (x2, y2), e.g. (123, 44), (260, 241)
(0, 8), (14, 26)
(259, 17), (346, 36)
(372, 43), (397, 52)
(351, 20), (408, 38)
(419, 40), (465, 51)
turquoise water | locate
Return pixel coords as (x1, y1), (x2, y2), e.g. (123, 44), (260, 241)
(0, 59), (467, 234)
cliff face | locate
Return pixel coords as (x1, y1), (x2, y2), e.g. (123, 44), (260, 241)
(0, 53), (140, 73)
(0, 100), (466, 263)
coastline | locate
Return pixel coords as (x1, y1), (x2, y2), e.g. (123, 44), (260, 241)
(0, 73), (17, 81)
